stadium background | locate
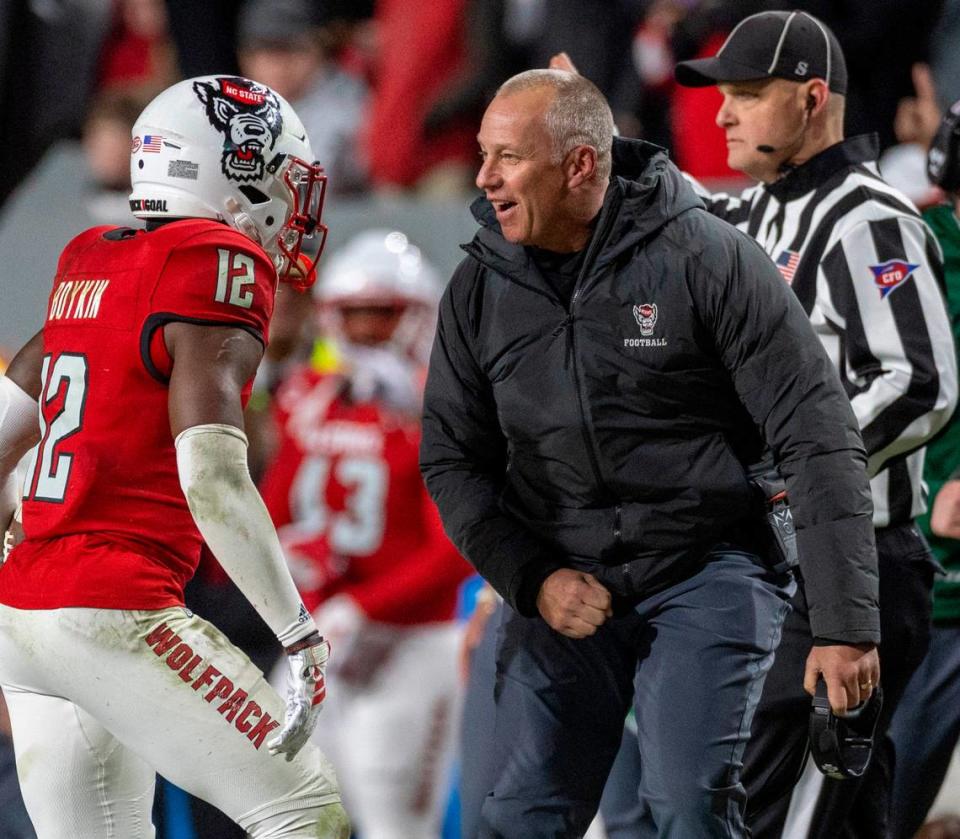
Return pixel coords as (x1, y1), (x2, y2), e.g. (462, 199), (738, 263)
(0, 0), (958, 837)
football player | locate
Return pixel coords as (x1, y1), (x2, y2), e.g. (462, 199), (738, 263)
(259, 229), (473, 839)
(0, 76), (349, 838)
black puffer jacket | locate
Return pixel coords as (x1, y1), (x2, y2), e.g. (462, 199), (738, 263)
(421, 139), (880, 644)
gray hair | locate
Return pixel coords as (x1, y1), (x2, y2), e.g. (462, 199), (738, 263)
(497, 69), (614, 181)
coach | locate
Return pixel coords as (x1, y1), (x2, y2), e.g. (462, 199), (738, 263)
(421, 66), (880, 838)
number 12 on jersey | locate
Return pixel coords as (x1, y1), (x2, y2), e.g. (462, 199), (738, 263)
(215, 249), (255, 309)
(22, 353), (88, 503)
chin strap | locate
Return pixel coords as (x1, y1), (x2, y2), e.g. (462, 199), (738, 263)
(224, 197), (263, 247)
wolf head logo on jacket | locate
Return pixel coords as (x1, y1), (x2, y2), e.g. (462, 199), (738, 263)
(633, 303), (658, 336)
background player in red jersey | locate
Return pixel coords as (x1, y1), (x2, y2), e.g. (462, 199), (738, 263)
(259, 229), (473, 839)
(0, 75), (350, 838)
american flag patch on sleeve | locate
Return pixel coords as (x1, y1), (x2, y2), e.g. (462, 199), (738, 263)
(775, 249), (800, 283)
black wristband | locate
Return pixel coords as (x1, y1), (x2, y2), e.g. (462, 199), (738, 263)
(285, 630), (323, 655)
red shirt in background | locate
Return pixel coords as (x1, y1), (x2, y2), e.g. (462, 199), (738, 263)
(363, 0), (475, 188)
(671, 31), (739, 180)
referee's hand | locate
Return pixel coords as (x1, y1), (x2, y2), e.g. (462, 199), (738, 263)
(537, 569), (612, 638)
(803, 643), (880, 716)
(549, 52), (578, 73)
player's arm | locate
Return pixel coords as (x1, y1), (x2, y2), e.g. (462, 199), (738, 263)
(1, 332), (43, 542)
(166, 322), (328, 760)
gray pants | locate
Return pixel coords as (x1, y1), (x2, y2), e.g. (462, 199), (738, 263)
(474, 550), (794, 839)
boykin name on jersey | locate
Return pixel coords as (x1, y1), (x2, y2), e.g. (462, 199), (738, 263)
(48, 279), (110, 321)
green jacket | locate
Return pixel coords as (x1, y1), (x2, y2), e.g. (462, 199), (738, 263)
(921, 203), (960, 624)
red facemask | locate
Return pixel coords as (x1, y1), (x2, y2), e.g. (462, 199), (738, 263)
(275, 156), (328, 292)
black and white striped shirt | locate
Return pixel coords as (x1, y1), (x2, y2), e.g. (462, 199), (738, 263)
(694, 135), (957, 527)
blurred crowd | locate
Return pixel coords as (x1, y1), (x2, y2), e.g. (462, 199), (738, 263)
(2, 1), (960, 838)
(0, 0), (958, 215)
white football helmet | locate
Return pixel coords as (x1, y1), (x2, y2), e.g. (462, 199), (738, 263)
(316, 229), (443, 363)
(129, 75), (328, 289)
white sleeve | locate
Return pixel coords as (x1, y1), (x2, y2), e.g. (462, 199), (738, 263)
(680, 171), (755, 225)
(175, 423), (317, 647)
(820, 216), (957, 475)
(0, 376), (38, 531)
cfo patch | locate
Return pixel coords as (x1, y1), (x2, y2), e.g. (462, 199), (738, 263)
(870, 260), (919, 299)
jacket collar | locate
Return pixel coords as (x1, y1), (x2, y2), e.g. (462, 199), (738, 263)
(765, 134), (879, 202)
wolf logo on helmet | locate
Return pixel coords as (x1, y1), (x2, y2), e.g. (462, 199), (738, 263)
(192, 77), (283, 183)
(129, 75), (328, 289)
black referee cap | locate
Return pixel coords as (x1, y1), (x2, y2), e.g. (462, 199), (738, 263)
(675, 10), (847, 95)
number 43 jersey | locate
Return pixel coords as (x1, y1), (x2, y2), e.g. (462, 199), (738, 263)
(259, 366), (472, 625)
(0, 220), (276, 610)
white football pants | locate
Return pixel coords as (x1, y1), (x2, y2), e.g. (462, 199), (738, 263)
(0, 604), (346, 838)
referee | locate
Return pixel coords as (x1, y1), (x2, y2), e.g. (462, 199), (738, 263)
(674, 11), (958, 839)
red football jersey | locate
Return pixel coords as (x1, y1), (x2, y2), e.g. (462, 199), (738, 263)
(259, 365), (471, 624)
(0, 220), (277, 609)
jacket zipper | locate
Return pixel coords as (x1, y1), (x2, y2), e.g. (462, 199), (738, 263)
(567, 285), (610, 497)
(564, 202), (624, 543)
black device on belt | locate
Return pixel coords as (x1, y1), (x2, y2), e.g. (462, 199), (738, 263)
(747, 464), (798, 574)
(808, 679), (884, 780)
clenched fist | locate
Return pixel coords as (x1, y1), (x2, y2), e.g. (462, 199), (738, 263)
(537, 569), (612, 638)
